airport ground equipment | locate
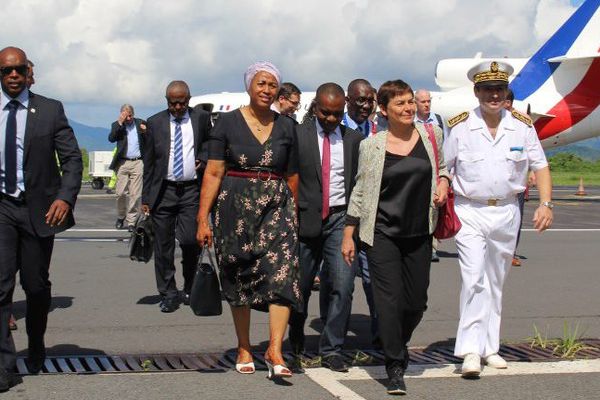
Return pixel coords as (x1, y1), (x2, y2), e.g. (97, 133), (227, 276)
(88, 151), (114, 189)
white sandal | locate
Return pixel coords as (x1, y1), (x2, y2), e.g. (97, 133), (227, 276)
(235, 361), (256, 374)
(265, 358), (292, 379)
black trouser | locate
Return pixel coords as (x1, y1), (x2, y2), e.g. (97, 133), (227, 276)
(0, 196), (54, 370)
(366, 232), (432, 371)
(152, 182), (200, 300)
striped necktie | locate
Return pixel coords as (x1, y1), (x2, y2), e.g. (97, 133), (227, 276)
(173, 118), (184, 180)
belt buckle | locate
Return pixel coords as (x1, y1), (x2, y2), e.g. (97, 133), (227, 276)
(256, 169), (271, 182)
(487, 199), (498, 206)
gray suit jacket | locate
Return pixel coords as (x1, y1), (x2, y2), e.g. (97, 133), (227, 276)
(346, 123), (451, 246)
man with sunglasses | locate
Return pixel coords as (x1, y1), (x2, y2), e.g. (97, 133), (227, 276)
(271, 82), (302, 120)
(0, 47), (82, 390)
(142, 81), (211, 313)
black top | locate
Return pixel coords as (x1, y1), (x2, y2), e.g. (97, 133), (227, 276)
(375, 136), (431, 238)
(208, 109), (298, 174)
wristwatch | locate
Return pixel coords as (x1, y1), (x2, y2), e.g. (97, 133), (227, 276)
(540, 201), (554, 209)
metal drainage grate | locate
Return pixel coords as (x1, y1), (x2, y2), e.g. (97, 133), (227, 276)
(16, 339), (600, 375)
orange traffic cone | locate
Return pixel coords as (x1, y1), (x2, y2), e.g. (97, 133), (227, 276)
(575, 176), (587, 196)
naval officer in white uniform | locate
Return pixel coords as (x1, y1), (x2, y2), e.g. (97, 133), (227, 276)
(443, 61), (554, 377)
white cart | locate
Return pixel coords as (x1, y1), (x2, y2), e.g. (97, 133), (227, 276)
(88, 151), (114, 190)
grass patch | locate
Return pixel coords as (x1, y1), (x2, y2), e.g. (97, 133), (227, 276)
(550, 171), (600, 186)
(527, 322), (593, 359)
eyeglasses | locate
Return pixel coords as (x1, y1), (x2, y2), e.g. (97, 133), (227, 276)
(0, 64), (28, 77)
(353, 97), (376, 107)
(285, 97), (301, 111)
(167, 100), (188, 107)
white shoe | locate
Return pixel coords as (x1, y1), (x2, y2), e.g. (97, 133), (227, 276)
(485, 354), (508, 369)
(235, 361), (255, 374)
(461, 353), (481, 377)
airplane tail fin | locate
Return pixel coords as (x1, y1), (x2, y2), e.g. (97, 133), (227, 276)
(510, 0), (600, 100)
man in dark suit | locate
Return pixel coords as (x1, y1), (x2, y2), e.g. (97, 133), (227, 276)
(108, 104), (146, 231)
(289, 83), (363, 372)
(0, 47), (82, 390)
(142, 81), (211, 313)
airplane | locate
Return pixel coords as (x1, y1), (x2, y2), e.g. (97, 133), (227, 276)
(190, 0), (600, 149)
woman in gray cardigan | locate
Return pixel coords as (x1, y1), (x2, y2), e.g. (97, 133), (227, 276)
(341, 80), (451, 395)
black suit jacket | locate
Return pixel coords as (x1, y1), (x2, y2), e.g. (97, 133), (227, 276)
(23, 92), (83, 237)
(142, 107), (211, 209)
(108, 117), (147, 170)
(295, 120), (363, 238)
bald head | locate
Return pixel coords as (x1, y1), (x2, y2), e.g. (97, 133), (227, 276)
(165, 80), (191, 119)
(414, 89), (432, 120)
(166, 80), (190, 97)
(0, 47), (29, 97)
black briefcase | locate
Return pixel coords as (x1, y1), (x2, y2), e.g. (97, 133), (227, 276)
(190, 246), (222, 316)
(129, 213), (154, 263)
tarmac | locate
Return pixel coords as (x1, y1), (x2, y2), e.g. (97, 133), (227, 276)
(4, 185), (600, 399)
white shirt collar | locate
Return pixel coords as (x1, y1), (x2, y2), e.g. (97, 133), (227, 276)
(1, 88), (30, 110)
(315, 118), (342, 136)
(170, 110), (190, 123)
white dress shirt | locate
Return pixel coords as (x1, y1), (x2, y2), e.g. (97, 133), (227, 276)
(167, 111), (196, 181)
(315, 119), (345, 207)
(444, 107), (547, 201)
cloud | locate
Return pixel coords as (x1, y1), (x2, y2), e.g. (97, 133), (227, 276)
(1, 0), (577, 125)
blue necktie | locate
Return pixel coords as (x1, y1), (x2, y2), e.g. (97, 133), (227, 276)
(4, 100), (19, 194)
(173, 119), (184, 180)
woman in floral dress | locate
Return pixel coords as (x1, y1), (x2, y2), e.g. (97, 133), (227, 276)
(197, 62), (300, 379)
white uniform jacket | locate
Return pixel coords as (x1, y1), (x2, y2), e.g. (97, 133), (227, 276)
(444, 107), (548, 201)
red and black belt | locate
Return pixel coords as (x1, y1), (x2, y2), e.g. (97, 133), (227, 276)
(225, 169), (283, 181)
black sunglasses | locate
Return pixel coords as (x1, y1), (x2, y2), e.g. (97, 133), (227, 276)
(0, 64), (28, 77)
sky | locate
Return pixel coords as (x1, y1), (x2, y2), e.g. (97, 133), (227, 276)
(1, 0), (579, 127)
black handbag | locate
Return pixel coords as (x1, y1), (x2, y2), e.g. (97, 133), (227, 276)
(129, 213), (154, 263)
(190, 246), (222, 316)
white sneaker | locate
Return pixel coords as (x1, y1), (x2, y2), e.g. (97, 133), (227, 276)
(485, 354), (508, 369)
(461, 353), (481, 377)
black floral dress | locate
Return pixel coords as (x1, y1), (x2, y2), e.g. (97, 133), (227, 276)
(208, 109), (302, 312)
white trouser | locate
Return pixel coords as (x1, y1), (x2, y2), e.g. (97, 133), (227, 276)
(453, 196), (520, 358)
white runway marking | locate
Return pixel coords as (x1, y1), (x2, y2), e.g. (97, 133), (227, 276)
(521, 228), (600, 232)
(304, 360), (600, 400)
(56, 238), (127, 242)
(66, 229), (122, 232)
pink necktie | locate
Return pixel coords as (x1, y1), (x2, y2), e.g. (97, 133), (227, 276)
(322, 131), (331, 220)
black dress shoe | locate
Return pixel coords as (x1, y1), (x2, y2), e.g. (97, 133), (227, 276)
(160, 297), (179, 313)
(115, 218), (125, 229)
(322, 354), (349, 372)
(182, 292), (190, 306)
(26, 338), (46, 374)
(127, 225), (135, 233)
(25, 358), (45, 374)
(386, 365), (407, 395)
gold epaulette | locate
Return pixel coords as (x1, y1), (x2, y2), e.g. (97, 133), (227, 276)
(511, 109), (532, 127)
(447, 112), (469, 128)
